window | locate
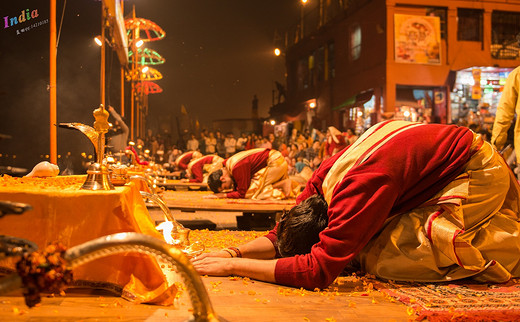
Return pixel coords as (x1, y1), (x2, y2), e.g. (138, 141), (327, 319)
(316, 46), (325, 82)
(297, 57), (307, 91)
(426, 7), (447, 40)
(308, 51), (315, 87)
(327, 41), (335, 79)
(350, 24), (361, 60)
(457, 8), (483, 41)
(491, 11), (520, 59)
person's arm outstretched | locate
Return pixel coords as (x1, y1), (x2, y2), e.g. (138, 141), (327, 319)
(192, 236), (277, 282)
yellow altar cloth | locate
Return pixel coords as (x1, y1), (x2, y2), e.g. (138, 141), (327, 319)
(0, 175), (176, 305)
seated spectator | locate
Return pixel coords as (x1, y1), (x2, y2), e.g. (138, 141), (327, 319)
(205, 132), (217, 154)
(224, 132), (237, 158)
(186, 133), (200, 151)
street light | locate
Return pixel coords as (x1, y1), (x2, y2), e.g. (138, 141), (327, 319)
(300, 0), (308, 40)
(94, 36), (103, 47)
(274, 48), (282, 56)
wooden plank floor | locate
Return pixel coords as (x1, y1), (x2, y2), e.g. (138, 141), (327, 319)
(0, 275), (411, 321)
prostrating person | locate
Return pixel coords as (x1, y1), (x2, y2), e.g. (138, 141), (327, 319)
(193, 120), (520, 289)
(174, 151), (203, 171)
(183, 155), (224, 183)
(206, 148), (298, 200)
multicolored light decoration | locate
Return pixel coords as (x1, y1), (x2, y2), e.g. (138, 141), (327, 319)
(125, 11), (166, 141)
(126, 66), (163, 82)
(136, 81), (163, 95)
(124, 18), (166, 43)
(128, 48), (165, 65)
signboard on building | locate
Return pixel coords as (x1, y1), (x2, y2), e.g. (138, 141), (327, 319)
(394, 14), (441, 65)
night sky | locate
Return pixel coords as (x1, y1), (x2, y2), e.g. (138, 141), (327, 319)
(0, 0), (298, 170)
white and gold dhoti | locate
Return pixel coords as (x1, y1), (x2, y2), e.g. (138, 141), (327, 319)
(357, 134), (520, 282)
(245, 150), (295, 200)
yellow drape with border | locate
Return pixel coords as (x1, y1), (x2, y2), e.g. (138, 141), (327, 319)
(0, 175), (176, 305)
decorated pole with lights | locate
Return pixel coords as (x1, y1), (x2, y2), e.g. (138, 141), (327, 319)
(125, 13), (165, 140)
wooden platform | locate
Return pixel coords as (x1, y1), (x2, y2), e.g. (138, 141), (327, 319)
(159, 171), (182, 178)
(157, 191), (295, 213)
(156, 179), (208, 191)
(149, 191), (296, 230)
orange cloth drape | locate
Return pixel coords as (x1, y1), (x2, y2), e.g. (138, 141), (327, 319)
(0, 175), (176, 305)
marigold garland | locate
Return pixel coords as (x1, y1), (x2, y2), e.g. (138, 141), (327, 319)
(15, 242), (73, 307)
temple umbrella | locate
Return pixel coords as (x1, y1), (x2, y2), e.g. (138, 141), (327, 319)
(126, 66), (163, 82)
(128, 48), (165, 66)
(124, 18), (166, 43)
(136, 81), (163, 95)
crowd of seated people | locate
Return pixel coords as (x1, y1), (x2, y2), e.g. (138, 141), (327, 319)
(130, 126), (360, 182)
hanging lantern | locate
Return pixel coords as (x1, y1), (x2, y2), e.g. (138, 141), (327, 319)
(126, 66), (163, 81)
(136, 81), (163, 95)
(124, 18), (166, 43)
(128, 48), (166, 65)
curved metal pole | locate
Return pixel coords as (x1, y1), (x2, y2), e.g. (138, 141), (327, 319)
(0, 233), (219, 321)
(139, 191), (184, 232)
(130, 174), (156, 194)
(63, 233), (219, 321)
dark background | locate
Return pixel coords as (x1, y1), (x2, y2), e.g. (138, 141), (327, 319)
(0, 0), (297, 171)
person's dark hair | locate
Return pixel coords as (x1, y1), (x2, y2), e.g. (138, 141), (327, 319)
(277, 194), (328, 257)
(208, 169), (223, 193)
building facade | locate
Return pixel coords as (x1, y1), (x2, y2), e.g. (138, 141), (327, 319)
(275, 0), (520, 134)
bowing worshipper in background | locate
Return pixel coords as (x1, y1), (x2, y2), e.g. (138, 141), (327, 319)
(173, 151), (203, 171)
(206, 148), (299, 200)
(193, 120), (520, 290)
(324, 126), (348, 159)
(125, 145), (149, 166)
(182, 154), (224, 183)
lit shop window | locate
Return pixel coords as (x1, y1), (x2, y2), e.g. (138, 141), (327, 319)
(350, 24), (362, 60)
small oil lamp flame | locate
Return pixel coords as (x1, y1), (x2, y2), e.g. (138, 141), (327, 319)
(156, 220), (175, 245)
(155, 220), (205, 257)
